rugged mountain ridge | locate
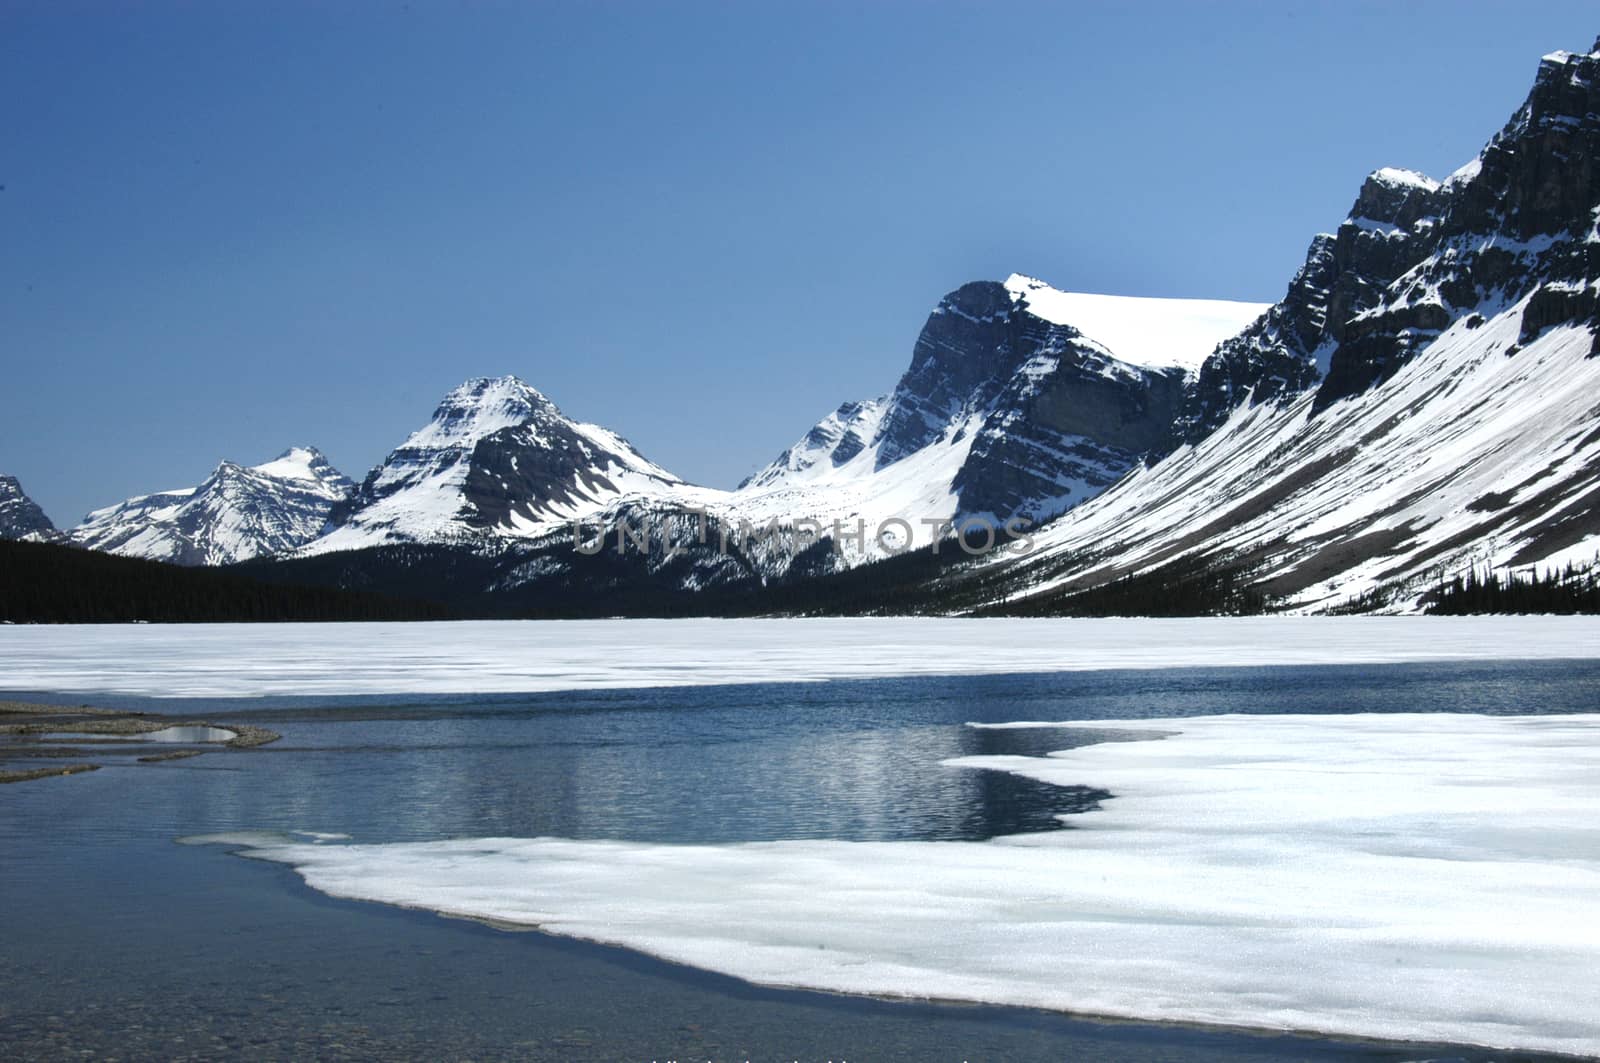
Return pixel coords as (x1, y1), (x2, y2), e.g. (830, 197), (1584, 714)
(1175, 170), (1427, 443)
(44, 37), (1600, 615)
(299, 281), (1258, 578)
(1181, 37), (1600, 444)
(951, 38), (1600, 613)
(68, 447), (353, 566)
(0, 475), (56, 541)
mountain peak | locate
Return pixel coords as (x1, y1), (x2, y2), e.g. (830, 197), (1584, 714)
(407, 376), (558, 454)
(1366, 167), (1439, 192)
(312, 376), (683, 552)
(248, 446), (353, 489)
(67, 448), (354, 566)
(449, 374), (546, 401)
(272, 444), (327, 464)
(0, 474), (57, 540)
(929, 280), (1014, 325)
(1510, 42), (1600, 154)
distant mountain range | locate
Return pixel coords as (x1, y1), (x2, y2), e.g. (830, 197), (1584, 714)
(65, 447), (353, 566)
(17, 277), (1260, 581)
(7, 37), (1599, 616)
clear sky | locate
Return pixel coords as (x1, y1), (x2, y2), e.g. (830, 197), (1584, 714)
(4, 1), (1597, 527)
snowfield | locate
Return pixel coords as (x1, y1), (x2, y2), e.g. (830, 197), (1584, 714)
(3, 616), (1600, 699)
(1002, 274), (1268, 372)
(201, 711), (1600, 1056)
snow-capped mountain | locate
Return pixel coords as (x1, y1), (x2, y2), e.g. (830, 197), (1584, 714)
(311, 376), (688, 553)
(959, 38), (1600, 613)
(731, 276), (1265, 555)
(240, 273), (1266, 607)
(47, 37), (1600, 620)
(68, 447), (353, 565)
(300, 286), (1261, 573)
(0, 475), (56, 541)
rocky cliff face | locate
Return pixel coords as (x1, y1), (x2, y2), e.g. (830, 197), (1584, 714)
(1179, 39), (1600, 443)
(870, 281), (1033, 469)
(1176, 169), (1445, 444)
(0, 476), (56, 540)
(744, 276), (1260, 537)
(1316, 41), (1600, 409)
(68, 447), (353, 565)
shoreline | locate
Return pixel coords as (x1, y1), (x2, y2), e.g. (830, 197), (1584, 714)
(0, 699), (280, 784)
(424, 897), (1600, 1063)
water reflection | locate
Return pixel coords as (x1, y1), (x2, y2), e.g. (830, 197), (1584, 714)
(19, 657), (1588, 849)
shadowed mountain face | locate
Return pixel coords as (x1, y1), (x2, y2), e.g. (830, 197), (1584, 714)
(0, 476), (56, 541)
(743, 276), (1256, 534)
(870, 281), (1034, 469)
(886, 280), (1193, 522)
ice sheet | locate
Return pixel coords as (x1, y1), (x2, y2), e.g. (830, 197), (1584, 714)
(3, 616), (1600, 699)
(203, 712), (1600, 1055)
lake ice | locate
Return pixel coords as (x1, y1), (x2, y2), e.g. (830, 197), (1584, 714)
(3, 615), (1599, 698)
(203, 711), (1600, 1056)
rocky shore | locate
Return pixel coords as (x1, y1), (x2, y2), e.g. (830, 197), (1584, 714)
(0, 700), (280, 783)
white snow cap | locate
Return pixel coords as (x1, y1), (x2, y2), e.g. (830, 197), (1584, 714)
(249, 446), (335, 483)
(1368, 166), (1440, 192)
(1003, 274), (1268, 372)
(405, 375), (551, 450)
(1542, 48), (1587, 64)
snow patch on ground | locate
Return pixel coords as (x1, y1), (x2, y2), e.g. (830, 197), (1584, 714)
(203, 712), (1600, 1056)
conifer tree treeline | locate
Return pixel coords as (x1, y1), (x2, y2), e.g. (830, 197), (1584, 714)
(1427, 560), (1600, 615)
(0, 540), (452, 623)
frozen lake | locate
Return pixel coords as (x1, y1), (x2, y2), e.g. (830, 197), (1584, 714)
(4, 619), (1599, 1059)
(4, 614), (1600, 698)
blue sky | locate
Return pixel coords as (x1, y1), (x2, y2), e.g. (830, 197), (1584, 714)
(4, 1), (1597, 527)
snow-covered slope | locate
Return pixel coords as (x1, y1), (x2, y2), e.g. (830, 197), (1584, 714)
(732, 275), (1265, 559)
(68, 447), (353, 566)
(965, 39), (1600, 613)
(310, 376), (688, 553)
(0, 475), (56, 541)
